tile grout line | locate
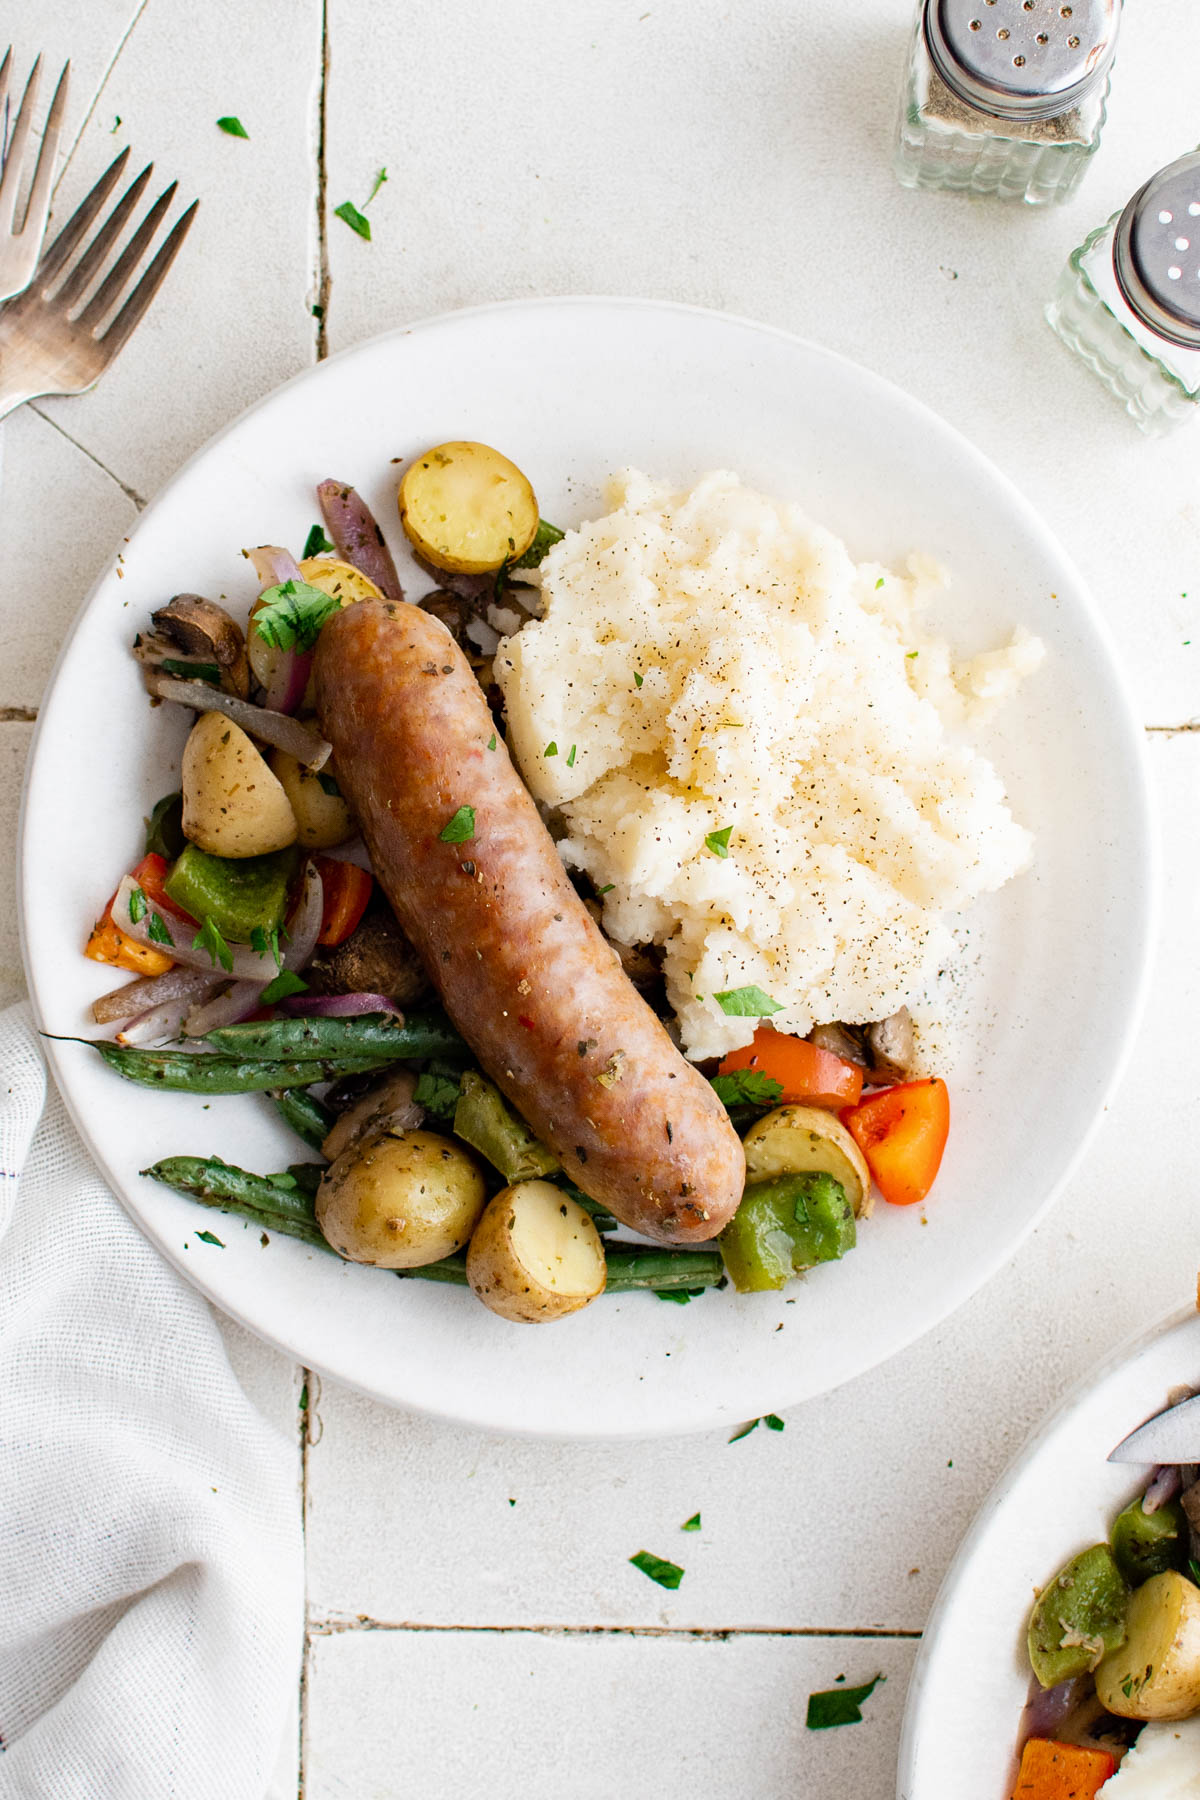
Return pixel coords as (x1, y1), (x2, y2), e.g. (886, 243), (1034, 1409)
(0, 709), (37, 724)
(307, 1618), (923, 1643)
(311, 0), (330, 359)
(27, 404), (148, 509)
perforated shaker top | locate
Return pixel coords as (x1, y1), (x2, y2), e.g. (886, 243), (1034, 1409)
(1114, 152), (1200, 352)
(924, 0), (1121, 121)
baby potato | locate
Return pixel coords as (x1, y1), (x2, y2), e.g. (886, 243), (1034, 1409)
(268, 749), (354, 848)
(1096, 1570), (1200, 1721)
(398, 441), (539, 574)
(741, 1104), (872, 1218)
(316, 1128), (487, 1269)
(181, 712), (297, 858)
(467, 1180), (606, 1324)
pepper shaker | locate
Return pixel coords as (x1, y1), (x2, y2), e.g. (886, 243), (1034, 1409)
(1046, 150), (1200, 434)
(894, 0), (1122, 206)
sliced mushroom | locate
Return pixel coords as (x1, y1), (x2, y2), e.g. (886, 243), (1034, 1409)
(147, 594), (251, 698)
(303, 893), (430, 1007)
(420, 589), (473, 644)
(865, 1008), (916, 1085)
(321, 1068), (423, 1162)
(808, 1022), (869, 1068)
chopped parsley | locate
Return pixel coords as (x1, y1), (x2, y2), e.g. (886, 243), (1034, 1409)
(629, 1550), (684, 1590)
(414, 1070), (462, 1121)
(487, 733), (497, 751)
(544, 741), (558, 757)
(906, 650), (919, 660)
(633, 671), (644, 689)
(334, 200), (371, 240)
(146, 911), (175, 947)
(128, 886), (148, 925)
(439, 806), (476, 844)
(729, 1414), (785, 1443)
(160, 657), (221, 685)
(195, 1229), (225, 1247)
(365, 165), (388, 206)
(654, 1288), (705, 1304)
(303, 523), (334, 558)
(681, 1513), (701, 1532)
(874, 576), (884, 590)
(709, 1070), (784, 1110)
(250, 924), (284, 968)
(511, 519), (565, 569)
(705, 826), (733, 858)
(253, 579), (341, 651)
(216, 116), (249, 139)
(765, 1413), (785, 1431)
(260, 969), (308, 1005)
(566, 744), (577, 768)
(192, 916), (234, 972)
(806, 1674), (885, 1730)
(597, 884), (614, 895)
(713, 985), (782, 1018)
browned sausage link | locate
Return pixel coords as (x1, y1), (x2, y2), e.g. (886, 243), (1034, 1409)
(314, 600), (746, 1245)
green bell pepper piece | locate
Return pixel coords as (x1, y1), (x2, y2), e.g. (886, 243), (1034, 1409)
(719, 1170), (856, 1294)
(1027, 1543), (1130, 1688)
(1111, 1495), (1189, 1587)
(164, 843), (299, 943)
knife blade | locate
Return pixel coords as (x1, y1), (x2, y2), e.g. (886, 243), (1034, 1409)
(1109, 1393), (1200, 1465)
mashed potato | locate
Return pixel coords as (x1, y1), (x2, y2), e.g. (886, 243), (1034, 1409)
(495, 470), (1043, 1061)
(1098, 1716), (1200, 1794)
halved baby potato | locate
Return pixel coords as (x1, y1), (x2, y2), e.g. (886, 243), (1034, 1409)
(181, 712), (298, 858)
(741, 1104), (872, 1218)
(268, 749), (354, 849)
(466, 1180), (606, 1323)
(316, 1127), (487, 1269)
(398, 441), (539, 574)
(1097, 1570), (1200, 1721)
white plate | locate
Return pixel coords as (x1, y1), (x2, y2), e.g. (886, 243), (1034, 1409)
(898, 1303), (1200, 1799)
(18, 297), (1154, 1438)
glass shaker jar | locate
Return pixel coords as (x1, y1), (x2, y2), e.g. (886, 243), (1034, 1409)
(1046, 150), (1200, 434)
(894, 0), (1122, 206)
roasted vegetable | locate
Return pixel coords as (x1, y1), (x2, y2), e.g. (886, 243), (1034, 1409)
(1111, 1494), (1188, 1586)
(316, 1127), (487, 1268)
(163, 844), (298, 943)
(398, 441), (539, 574)
(842, 1078), (949, 1208)
(741, 1105), (871, 1218)
(181, 712), (298, 858)
(268, 750), (355, 849)
(452, 1070), (560, 1182)
(303, 891), (428, 1004)
(321, 1068), (423, 1161)
(717, 1028), (862, 1110)
(204, 1009), (462, 1063)
(719, 1170), (856, 1293)
(1096, 1570), (1200, 1721)
(1027, 1544), (1129, 1689)
(466, 1180), (606, 1323)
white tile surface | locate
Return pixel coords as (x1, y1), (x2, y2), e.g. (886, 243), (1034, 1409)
(304, 1627), (916, 1800)
(0, 723), (34, 1009)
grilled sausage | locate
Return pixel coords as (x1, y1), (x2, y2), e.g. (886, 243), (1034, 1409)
(314, 599), (745, 1244)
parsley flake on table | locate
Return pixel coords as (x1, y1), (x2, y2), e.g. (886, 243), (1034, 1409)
(629, 1550), (684, 1590)
(253, 579), (341, 651)
(260, 969), (308, 1005)
(193, 916), (233, 972)
(681, 1513), (701, 1532)
(216, 116), (249, 139)
(439, 806), (476, 843)
(298, 1383), (308, 1410)
(303, 523), (334, 558)
(713, 985), (782, 1018)
(765, 1413), (785, 1431)
(705, 826), (733, 858)
(195, 1230), (225, 1247)
(128, 886), (148, 925)
(146, 911), (175, 947)
(709, 1070), (783, 1110)
(334, 200), (371, 240)
(805, 1673), (885, 1730)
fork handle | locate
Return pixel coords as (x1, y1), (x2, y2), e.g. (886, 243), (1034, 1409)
(0, 373), (43, 423)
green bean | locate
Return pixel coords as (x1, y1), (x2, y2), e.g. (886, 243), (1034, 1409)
(271, 1087), (334, 1151)
(204, 1008), (464, 1063)
(395, 1243), (724, 1293)
(142, 1155), (328, 1247)
(92, 1043), (398, 1093)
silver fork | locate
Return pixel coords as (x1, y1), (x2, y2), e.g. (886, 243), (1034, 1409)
(0, 49), (70, 303)
(0, 147), (198, 421)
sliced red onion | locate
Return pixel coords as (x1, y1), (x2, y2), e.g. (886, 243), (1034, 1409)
(276, 992), (401, 1019)
(283, 861), (323, 972)
(1016, 1674), (1088, 1751)
(92, 965), (220, 1026)
(117, 987), (222, 1046)
(112, 876), (281, 980)
(246, 545), (303, 591)
(1144, 1464), (1182, 1513)
(243, 547), (312, 714)
(317, 479), (404, 602)
(184, 979), (267, 1038)
(141, 671), (331, 770)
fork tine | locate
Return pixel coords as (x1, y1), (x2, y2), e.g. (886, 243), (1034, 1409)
(99, 198), (198, 361)
(18, 60), (68, 243)
(54, 162), (152, 310)
(79, 178), (176, 331)
(0, 50), (12, 152)
(36, 146), (130, 285)
(0, 53), (41, 230)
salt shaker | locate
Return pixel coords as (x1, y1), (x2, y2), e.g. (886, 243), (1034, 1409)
(894, 0), (1122, 206)
(1046, 150), (1200, 434)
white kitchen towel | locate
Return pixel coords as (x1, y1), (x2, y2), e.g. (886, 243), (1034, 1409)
(0, 1002), (304, 1799)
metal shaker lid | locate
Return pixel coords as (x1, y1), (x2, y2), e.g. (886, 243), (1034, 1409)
(924, 0), (1121, 122)
(1114, 150), (1200, 352)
